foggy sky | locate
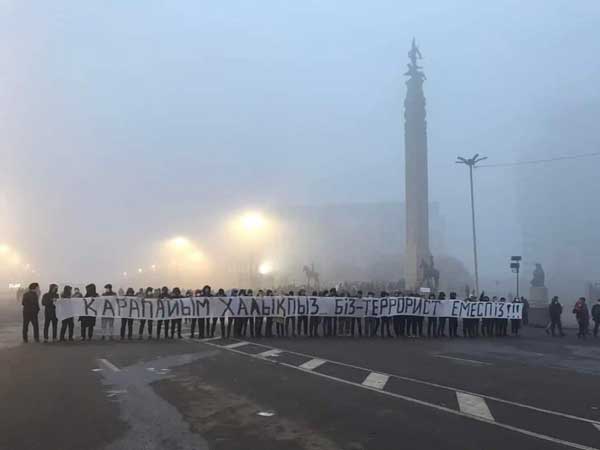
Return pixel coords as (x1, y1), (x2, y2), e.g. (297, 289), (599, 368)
(1, 1), (599, 287)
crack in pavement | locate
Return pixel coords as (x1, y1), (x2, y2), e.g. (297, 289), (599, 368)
(98, 350), (219, 450)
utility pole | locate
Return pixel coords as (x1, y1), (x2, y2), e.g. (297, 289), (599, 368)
(456, 154), (487, 296)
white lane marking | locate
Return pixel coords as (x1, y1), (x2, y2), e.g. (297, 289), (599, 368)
(257, 349), (282, 358)
(99, 358), (121, 372)
(224, 341), (250, 349)
(434, 354), (492, 366)
(228, 339), (600, 428)
(299, 358), (327, 370)
(204, 341), (600, 450)
(457, 392), (495, 421)
(594, 423), (600, 432)
(362, 372), (389, 390)
(200, 336), (222, 342)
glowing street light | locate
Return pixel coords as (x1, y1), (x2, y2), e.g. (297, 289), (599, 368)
(122, 271), (128, 277)
(170, 236), (191, 249)
(240, 212), (266, 232)
(258, 261), (273, 275)
(0, 244), (10, 254)
(138, 268), (143, 274)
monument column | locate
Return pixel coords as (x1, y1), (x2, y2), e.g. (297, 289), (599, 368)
(404, 39), (432, 290)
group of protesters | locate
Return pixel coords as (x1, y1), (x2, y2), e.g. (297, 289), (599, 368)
(19, 281), (542, 343)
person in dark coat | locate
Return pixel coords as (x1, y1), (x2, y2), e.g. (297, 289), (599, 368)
(22, 282), (40, 342)
(170, 287), (183, 339)
(448, 292), (459, 337)
(591, 299), (600, 338)
(573, 297), (589, 339)
(426, 293), (438, 338)
(59, 285), (74, 341)
(80, 284), (98, 340)
(120, 288), (135, 340)
(510, 297), (522, 335)
(42, 284), (59, 342)
(436, 291), (447, 337)
(138, 287), (154, 339)
(547, 296), (565, 337)
(156, 286), (171, 339)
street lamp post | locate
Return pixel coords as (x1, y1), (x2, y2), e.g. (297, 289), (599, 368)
(456, 154), (487, 296)
(510, 256), (522, 299)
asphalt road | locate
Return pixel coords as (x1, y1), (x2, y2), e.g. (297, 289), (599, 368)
(1, 307), (599, 450)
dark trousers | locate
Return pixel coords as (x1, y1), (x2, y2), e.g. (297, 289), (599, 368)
(550, 318), (563, 336)
(285, 317), (296, 336)
(437, 317), (447, 336)
(156, 320), (170, 338)
(350, 318), (362, 337)
(380, 317), (392, 337)
(138, 320), (153, 337)
(593, 320), (599, 337)
(448, 318), (458, 337)
(511, 319), (521, 335)
(297, 316), (308, 336)
(255, 317), (264, 337)
(44, 312), (58, 341)
(120, 319), (133, 339)
(308, 317), (319, 337)
(23, 312), (39, 342)
(170, 319), (182, 338)
(405, 317), (413, 336)
(60, 318), (74, 340)
(427, 317), (438, 337)
(81, 317), (94, 339)
(577, 321), (588, 338)
(415, 317), (424, 336)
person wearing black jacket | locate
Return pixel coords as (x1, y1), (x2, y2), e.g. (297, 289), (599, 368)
(80, 284), (98, 340)
(42, 284), (59, 342)
(548, 296), (565, 337)
(156, 286), (170, 339)
(436, 291), (447, 337)
(138, 287), (154, 339)
(59, 285), (74, 341)
(426, 293), (438, 338)
(591, 299), (600, 338)
(448, 292), (459, 337)
(170, 287), (183, 339)
(120, 288), (135, 340)
(22, 282), (40, 342)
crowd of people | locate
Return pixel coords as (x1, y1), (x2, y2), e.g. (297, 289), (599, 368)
(19, 281), (600, 343)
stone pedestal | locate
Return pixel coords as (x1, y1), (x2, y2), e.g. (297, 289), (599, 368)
(528, 286), (549, 327)
(529, 286), (548, 308)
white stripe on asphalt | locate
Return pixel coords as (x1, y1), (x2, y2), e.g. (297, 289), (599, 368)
(257, 349), (282, 358)
(99, 358), (121, 372)
(200, 336), (222, 342)
(299, 358), (327, 370)
(203, 341), (599, 450)
(594, 423), (600, 432)
(224, 341), (249, 349)
(225, 339), (600, 428)
(457, 392), (494, 421)
(362, 372), (389, 390)
(434, 354), (492, 366)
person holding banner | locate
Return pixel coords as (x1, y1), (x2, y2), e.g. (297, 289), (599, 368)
(426, 293), (438, 338)
(156, 286), (171, 339)
(100, 284), (116, 340)
(436, 291), (447, 337)
(42, 284), (59, 342)
(120, 288), (135, 340)
(22, 282), (41, 343)
(511, 297), (522, 336)
(170, 287), (183, 339)
(351, 290), (363, 338)
(448, 292), (459, 337)
(59, 285), (74, 341)
(138, 287), (154, 339)
(80, 284), (97, 340)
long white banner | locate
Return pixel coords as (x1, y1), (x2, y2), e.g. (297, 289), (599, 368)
(55, 296), (522, 321)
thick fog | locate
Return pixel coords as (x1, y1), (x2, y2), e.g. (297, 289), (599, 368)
(1, 1), (599, 298)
